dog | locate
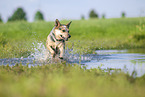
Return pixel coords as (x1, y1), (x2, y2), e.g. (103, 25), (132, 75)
(46, 19), (72, 60)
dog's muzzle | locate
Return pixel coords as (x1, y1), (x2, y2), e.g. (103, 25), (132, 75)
(60, 34), (71, 41)
(66, 34), (71, 41)
(68, 34), (71, 38)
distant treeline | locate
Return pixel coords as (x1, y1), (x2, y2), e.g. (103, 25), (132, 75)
(0, 7), (126, 22)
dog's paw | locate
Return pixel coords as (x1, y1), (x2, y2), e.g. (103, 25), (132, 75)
(59, 57), (63, 60)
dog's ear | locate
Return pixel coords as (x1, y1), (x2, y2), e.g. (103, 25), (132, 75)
(55, 19), (61, 28)
(66, 21), (72, 28)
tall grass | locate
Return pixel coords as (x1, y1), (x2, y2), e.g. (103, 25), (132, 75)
(0, 63), (145, 97)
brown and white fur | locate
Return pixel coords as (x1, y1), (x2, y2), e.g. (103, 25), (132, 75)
(46, 19), (72, 60)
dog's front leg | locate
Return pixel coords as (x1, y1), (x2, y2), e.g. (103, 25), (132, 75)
(47, 45), (56, 58)
(58, 43), (65, 59)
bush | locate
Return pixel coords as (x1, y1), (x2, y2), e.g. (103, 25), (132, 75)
(89, 9), (99, 19)
(102, 14), (105, 19)
(81, 15), (85, 20)
(8, 7), (27, 22)
(34, 11), (44, 21)
(121, 12), (126, 18)
(0, 15), (3, 22)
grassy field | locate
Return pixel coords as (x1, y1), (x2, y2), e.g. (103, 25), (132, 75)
(0, 17), (145, 58)
(0, 64), (145, 97)
(0, 18), (145, 97)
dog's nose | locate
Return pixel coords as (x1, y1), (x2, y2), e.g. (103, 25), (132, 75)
(68, 35), (71, 38)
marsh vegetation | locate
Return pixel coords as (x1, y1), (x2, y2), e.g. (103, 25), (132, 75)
(0, 63), (145, 97)
(0, 17), (145, 97)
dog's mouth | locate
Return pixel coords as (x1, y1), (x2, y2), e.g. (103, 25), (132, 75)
(60, 35), (66, 40)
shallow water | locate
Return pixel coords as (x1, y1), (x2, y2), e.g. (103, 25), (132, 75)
(84, 49), (145, 77)
(0, 48), (145, 77)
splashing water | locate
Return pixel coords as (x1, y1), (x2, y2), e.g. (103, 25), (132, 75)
(30, 42), (50, 63)
(29, 42), (93, 64)
(0, 41), (92, 66)
(64, 47), (93, 63)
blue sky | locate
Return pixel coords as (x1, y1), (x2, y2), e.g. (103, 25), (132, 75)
(0, 0), (145, 22)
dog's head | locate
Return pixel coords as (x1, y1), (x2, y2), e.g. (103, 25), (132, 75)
(54, 19), (72, 41)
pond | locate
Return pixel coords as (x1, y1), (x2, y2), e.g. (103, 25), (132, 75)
(0, 49), (145, 77)
(83, 49), (145, 77)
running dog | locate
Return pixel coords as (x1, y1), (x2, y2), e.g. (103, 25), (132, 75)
(46, 19), (72, 60)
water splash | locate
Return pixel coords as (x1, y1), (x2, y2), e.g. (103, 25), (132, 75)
(30, 42), (50, 63)
(0, 41), (94, 66)
(64, 47), (93, 64)
(29, 42), (93, 64)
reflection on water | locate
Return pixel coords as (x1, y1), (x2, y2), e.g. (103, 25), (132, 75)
(0, 48), (145, 77)
(84, 50), (145, 77)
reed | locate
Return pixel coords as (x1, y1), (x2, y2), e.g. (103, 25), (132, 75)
(0, 63), (145, 97)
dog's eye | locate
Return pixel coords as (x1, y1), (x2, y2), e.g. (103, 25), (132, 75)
(59, 28), (61, 30)
(62, 30), (65, 32)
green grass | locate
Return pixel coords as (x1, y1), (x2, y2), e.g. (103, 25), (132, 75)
(0, 63), (145, 97)
(0, 17), (145, 58)
(0, 18), (145, 97)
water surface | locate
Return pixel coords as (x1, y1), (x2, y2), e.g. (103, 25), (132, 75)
(0, 48), (145, 77)
(84, 49), (145, 77)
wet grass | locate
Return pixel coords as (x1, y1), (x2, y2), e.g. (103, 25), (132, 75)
(0, 17), (145, 58)
(0, 63), (145, 97)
